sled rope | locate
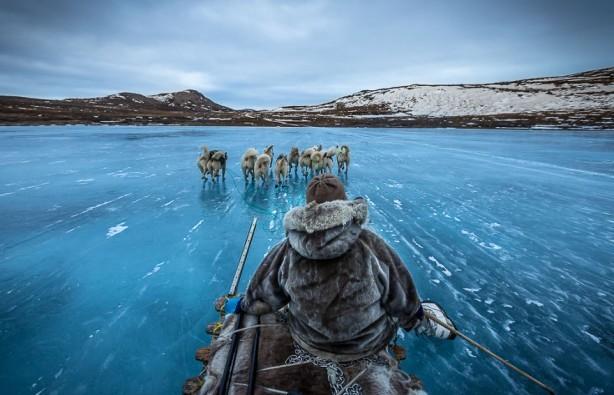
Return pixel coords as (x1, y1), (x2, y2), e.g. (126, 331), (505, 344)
(216, 323), (284, 340)
(258, 361), (312, 373)
(425, 312), (555, 394)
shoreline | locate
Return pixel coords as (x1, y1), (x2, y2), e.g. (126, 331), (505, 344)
(0, 122), (612, 131)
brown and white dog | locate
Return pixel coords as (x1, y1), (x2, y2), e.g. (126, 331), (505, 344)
(207, 151), (228, 182)
(197, 146), (210, 179)
(241, 148), (259, 182)
(337, 145), (350, 175)
(263, 145), (274, 167)
(325, 145), (338, 159)
(275, 154), (289, 187)
(254, 154), (272, 185)
(323, 152), (334, 173)
(288, 147), (300, 175)
(310, 150), (326, 175)
(198, 146), (227, 182)
(299, 149), (313, 177)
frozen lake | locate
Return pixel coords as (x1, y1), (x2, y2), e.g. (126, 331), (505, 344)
(0, 126), (612, 395)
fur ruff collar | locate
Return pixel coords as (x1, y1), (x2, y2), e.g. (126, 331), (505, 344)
(284, 198), (368, 234)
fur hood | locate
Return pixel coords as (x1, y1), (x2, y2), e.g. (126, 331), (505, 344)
(284, 198), (368, 234)
(284, 198), (368, 260)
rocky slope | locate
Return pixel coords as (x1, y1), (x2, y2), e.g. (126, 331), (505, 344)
(0, 68), (612, 129)
(268, 67), (613, 129)
(0, 90), (239, 125)
(67, 89), (232, 112)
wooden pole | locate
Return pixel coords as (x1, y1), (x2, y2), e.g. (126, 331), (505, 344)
(229, 217), (258, 296)
(217, 217), (258, 395)
(425, 312), (556, 395)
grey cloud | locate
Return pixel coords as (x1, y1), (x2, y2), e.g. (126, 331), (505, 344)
(0, 0), (612, 109)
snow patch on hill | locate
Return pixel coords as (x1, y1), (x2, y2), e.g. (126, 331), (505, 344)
(149, 93), (174, 103)
(279, 67), (614, 117)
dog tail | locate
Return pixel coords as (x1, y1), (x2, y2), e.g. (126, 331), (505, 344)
(243, 148), (258, 159)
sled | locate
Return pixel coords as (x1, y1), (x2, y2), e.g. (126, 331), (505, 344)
(182, 217), (424, 395)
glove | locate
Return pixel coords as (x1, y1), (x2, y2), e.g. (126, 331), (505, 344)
(414, 301), (457, 340)
(224, 296), (243, 314)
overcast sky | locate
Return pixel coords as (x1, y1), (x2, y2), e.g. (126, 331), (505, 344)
(0, 0), (612, 109)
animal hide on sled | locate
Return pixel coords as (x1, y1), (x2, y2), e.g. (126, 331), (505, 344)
(200, 311), (425, 395)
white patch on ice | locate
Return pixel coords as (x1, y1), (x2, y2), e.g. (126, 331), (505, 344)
(131, 194), (151, 204)
(525, 299), (544, 307)
(503, 304), (513, 308)
(20, 182), (50, 191)
(54, 368), (63, 379)
(503, 320), (515, 332)
(393, 199), (403, 210)
(464, 348), (477, 358)
(581, 325), (601, 344)
(1, 182), (50, 196)
(189, 219), (204, 233)
(461, 229), (479, 243)
(428, 256), (452, 277)
(384, 181), (403, 189)
(72, 193), (131, 217)
(463, 287), (481, 293)
(162, 199), (175, 207)
(484, 298), (494, 305)
(269, 220), (275, 230)
(211, 250), (223, 267)
(102, 353), (115, 371)
(142, 261), (166, 279)
(76, 178), (94, 184)
(400, 235), (422, 257)
(106, 222), (128, 238)
(479, 242), (502, 250)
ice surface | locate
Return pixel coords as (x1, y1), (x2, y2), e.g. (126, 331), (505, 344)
(0, 126), (613, 395)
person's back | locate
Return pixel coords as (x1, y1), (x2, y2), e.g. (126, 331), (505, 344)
(240, 174), (454, 361)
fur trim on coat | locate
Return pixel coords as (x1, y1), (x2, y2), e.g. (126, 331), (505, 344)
(284, 198), (368, 234)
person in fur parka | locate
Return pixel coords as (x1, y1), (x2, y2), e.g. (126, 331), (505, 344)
(240, 174), (454, 362)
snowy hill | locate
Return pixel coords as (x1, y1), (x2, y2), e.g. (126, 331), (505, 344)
(278, 68), (614, 117)
(147, 89), (231, 112)
(80, 89), (231, 112)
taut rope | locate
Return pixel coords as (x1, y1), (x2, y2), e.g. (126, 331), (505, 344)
(425, 312), (556, 395)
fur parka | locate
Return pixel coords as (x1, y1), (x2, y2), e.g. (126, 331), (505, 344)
(242, 198), (422, 361)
